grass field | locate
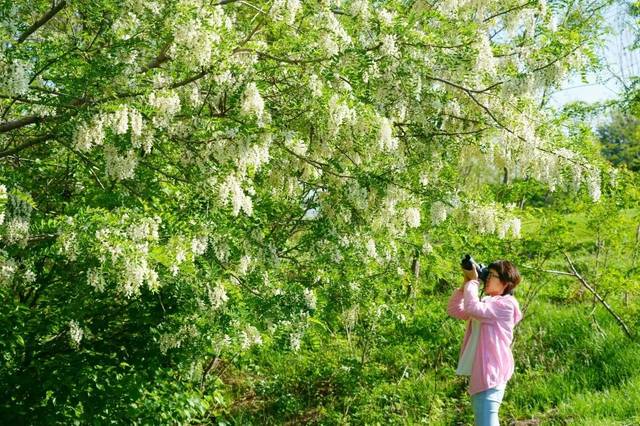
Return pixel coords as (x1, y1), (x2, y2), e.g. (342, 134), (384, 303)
(216, 294), (640, 425)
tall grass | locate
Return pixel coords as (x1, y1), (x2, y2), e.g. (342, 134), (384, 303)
(218, 294), (640, 425)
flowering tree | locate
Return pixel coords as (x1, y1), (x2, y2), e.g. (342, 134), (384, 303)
(0, 0), (616, 421)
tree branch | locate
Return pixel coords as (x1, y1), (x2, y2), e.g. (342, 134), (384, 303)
(0, 116), (42, 133)
(0, 133), (54, 158)
(141, 42), (172, 73)
(17, 0), (67, 43)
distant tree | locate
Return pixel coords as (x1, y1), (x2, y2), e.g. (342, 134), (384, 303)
(597, 113), (640, 171)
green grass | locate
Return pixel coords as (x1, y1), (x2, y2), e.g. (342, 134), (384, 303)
(217, 296), (640, 425)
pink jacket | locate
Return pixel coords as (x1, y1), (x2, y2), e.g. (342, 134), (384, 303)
(447, 280), (523, 395)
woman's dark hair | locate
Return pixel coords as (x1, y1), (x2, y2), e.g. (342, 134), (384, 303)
(488, 260), (521, 296)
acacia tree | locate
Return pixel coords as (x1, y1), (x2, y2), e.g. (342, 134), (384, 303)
(0, 0), (616, 421)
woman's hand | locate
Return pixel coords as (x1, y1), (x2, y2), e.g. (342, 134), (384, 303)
(462, 266), (478, 282)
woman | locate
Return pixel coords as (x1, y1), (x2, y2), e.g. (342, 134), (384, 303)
(447, 260), (523, 426)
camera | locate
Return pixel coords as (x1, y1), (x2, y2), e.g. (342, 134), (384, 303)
(460, 254), (489, 282)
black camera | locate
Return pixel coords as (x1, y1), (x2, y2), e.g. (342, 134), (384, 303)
(460, 254), (489, 282)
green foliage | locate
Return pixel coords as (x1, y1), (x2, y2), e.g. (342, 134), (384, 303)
(597, 113), (640, 171)
(0, 0), (637, 423)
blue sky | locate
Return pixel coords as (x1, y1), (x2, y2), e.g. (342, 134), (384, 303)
(549, 3), (639, 107)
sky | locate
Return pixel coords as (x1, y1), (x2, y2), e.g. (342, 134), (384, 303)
(548, 3), (639, 108)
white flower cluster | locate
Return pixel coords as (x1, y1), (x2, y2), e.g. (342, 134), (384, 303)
(240, 325), (263, 349)
(430, 201), (449, 226)
(74, 106), (145, 152)
(303, 288), (317, 310)
(0, 59), (31, 96)
(467, 203), (498, 234)
(128, 216), (161, 242)
(380, 34), (399, 57)
(323, 11), (352, 47)
(171, 18), (219, 67)
(104, 145), (138, 181)
(461, 125), (604, 204)
(74, 115), (106, 152)
(284, 131), (308, 156)
(94, 217), (161, 296)
(148, 91), (181, 128)
(111, 12), (140, 40)
(207, 282), (229, 309)
(210, 131), (271, 177)
(0, 184), (7, 225)
(241, 82), (266, 124)
(191, 236), (208, 256)
(349, 0), (370, 21)
(270, 0), (302, 25)
(4, 217), (29, 245)
(342, 306), (359, 330)
(476, 32), (497, 75)
(219, 174), (253, 216)
(113, 106), (129, 135)
(377, 8), (396, 26)
(170, 3), (232, 67)
(366, 238), (378, 259)
(122, 257), (159, 296)
(289, 331), (303, 351)
(379, 116), (398, 151)
(498, 217), (522, 239)
(585, 168), (601, 202)
(328, 94), (356, 136)
(24, 269), (36, 283)
(346, 180), (369, 210)
(69, 320), (84, 347)
(308, 74), (323, 97)
(405, 207), (421, 228)
(0, 255), (17, 284)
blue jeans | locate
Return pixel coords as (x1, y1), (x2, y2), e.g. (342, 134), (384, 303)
(471, 385), (506, 426)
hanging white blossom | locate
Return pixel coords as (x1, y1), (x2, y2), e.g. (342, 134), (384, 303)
(430, 201), (448, 226)
(113, 106), (129, 135)
(219, 174), (254, 216)
(366, 238), (378, 259)
(104, 146), (138, 180)
(191, 236), (208, 255)
(74, 116), (106, 152)
(290, 331), (303, 351)
(208, 282), (229, 309)
(241, 82), (265, 121)
(405, 207), (421, 228)
(380, 34), (399, 57)
(303, 288), (317, 310)
(379, 117), (398, 151)
(240, 325), (263, 349)
(129, 108), (144, 138)
(1, 59), (31, 96)
(69, 320), (84, 347)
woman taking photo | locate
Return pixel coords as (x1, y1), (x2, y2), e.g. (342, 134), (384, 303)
(447, 259), (523, 426)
